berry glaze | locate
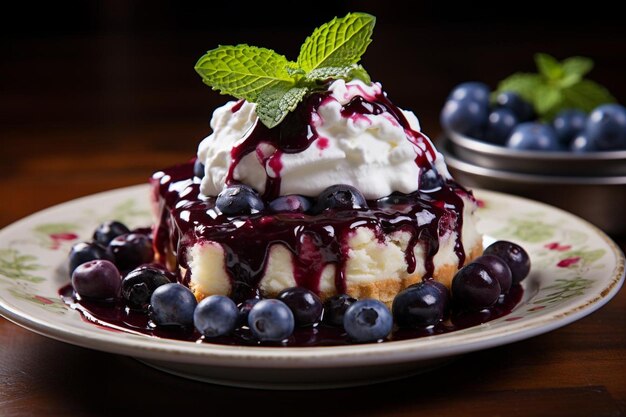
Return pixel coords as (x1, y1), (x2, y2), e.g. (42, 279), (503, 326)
(59, 85), (525, 346)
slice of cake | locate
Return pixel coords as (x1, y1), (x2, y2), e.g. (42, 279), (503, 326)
(151, 78), (482, 305)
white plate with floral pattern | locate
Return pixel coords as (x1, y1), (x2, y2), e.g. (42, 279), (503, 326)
(0, 185), (623, 389)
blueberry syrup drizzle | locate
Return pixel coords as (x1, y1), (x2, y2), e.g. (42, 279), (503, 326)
(151, 160), (470, 303)
(59, 284), (523, 347)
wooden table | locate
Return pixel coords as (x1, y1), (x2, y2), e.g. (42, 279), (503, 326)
(2, 10), (625, 416)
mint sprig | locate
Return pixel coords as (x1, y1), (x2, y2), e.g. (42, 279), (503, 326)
(495, 53), (615, 120)
(194, 12), (376, 128)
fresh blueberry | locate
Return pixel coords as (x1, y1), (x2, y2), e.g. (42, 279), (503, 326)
(277, 287), (323, 327)
(149, 283), (197, 327)
(323, 294), (357, 327)
(216, 184), (264, 216)
(194, 295), (239, 338)
(93, 220), (131, 246)
(68, 241), (113, 276)
(552, 109), (587, 146)
(483, 108), (518, 145)
(570, 135), (598, 152)
(343, 299), (393, 343)
(121, 264), (172, 309)
(483, 240), (531, 284)
(447, 82), (491, 106)
(269, 195), (312, 213)
(471, 255), (512, 294)
(451, 263), (501, 311)
(506, 122), (560, 151)
(419, 168), (445, 192)
(237, 298), (261, 327)
(584, 104), (626, 151)
(248, 299), (295, 342)
(107, 233), (154, 272)
(495, 91), (534, 122)
(440, 98), (488, 137)
(71, 259), (121, 300)
(392, 281), (449, 328)
(193, 158), (205, 179)
(313, 184), (367, 213)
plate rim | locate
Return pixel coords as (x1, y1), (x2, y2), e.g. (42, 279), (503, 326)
(0, 185), (623, 369)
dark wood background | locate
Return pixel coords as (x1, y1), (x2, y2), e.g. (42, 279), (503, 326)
(1, 2), (625, 416)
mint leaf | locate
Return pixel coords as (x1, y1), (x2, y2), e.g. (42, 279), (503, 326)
(561, 79), (616, 112)
(256, 86), (308, 128)
(195, 45), (295, 102)
(535, 53), (563, 80)
(562, 56), (594, 78)
(534, 88), (562, 118)
(297, 12), (375, 72)
(305, 64), (371, 84)
(495, 73), (542, 103)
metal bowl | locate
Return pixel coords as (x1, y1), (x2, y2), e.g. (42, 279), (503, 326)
(446, 129), (626, 177)
(439, 136), (626, 235)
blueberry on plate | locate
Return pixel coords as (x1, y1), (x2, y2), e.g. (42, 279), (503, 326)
(323, 294), (357, 327)
(483, 108), (518, 145)
(495, 91), (534, 122)
(447, 82), (491, 106)
(584, 104), (626, 151)
(392, 281), (449, 328)
(269, 195), (312, 213)
(68, 241), (113, 276)
(149, 283), (197, 327)
(248, 299), (295, 342)
(93, 220), (131, 246)
(440, 98), (488, 137)
(483, 240), (531, 284)
(71, 259), (121, 300)
(343, 299), (393, 343)
(471, 255), (512, 294)
(277, 287), (323, 327)
(451, 263), (501, 311)
(506, 122), (560, 151)
(107, 233), (154, 272)
(313, 184), (367, 213)
(194, 295), (239, 338)
(121, 264), (172, 309)
(216, 184), (265, 216)
(552, 109), (587, 146)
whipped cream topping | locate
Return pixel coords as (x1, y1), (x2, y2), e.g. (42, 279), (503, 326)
(197, 79), (450, 200)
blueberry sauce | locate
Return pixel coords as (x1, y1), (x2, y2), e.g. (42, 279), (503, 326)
(59, 284), (523, 347)
(151, 160), (469, 302)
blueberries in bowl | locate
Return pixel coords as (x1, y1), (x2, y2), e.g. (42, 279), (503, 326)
(495, 91), (534, 122)
(447, 82), (491, 106)
(506, 122), (560, 151)
(440, 97), (488, 138)
(553, 109), (587, 146)
(483, 108), (518, 145)
(584, 104), (626, 151)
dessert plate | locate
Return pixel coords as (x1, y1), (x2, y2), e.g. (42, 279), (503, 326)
(0, 185), (623, 389)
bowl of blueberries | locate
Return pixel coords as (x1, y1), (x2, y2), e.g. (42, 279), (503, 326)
(438, 54), (626, 235)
